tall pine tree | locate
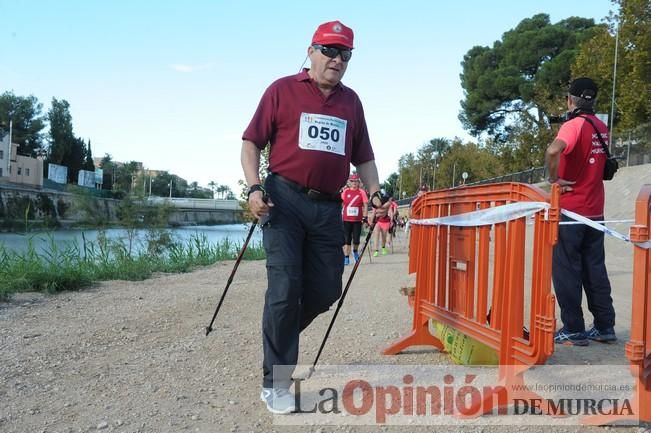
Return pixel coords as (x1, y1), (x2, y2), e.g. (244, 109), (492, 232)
(84, 139), (95, 171)
(46, 98), (88, 183)
(0, 92), (47, 157)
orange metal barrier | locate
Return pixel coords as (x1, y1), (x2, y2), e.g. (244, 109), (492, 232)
(383, 182), (561, 415)
(584, 184), (651, 426)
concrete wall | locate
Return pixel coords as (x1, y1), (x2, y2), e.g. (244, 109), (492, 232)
(0, 184), (119, 227)
(168, 208), (244, 225)
(148, 197), (241, 210)
(0, 184), (244, 228)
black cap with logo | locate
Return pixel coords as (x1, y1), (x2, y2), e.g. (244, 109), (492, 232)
(568, 77), (598, 100)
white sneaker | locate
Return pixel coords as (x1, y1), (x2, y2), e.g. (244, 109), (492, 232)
(260, 387), (296, 414)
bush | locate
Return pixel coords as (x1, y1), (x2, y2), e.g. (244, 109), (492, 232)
(0, 230), (265, 300)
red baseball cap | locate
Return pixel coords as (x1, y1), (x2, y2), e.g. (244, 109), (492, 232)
(311, 20), (354, 49)
(349, 174), (360, 181)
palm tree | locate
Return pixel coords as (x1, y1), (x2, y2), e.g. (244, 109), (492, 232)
(217, 185), (227, 199)
(208, 181), (217, 199)
(222, 185), (232, 200)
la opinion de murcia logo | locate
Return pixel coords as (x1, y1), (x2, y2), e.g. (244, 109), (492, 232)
(333, 23), (342, 33)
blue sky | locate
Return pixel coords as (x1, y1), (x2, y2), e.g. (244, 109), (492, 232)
(0, 0), (614, 195)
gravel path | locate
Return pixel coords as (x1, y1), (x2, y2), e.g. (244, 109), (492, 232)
(2, 166), (650, 433)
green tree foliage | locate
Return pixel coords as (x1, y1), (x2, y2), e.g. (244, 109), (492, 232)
(47, 98), (74, 165)
(84, 139), (95, 171)
(67, 137), (87, 183)
(208, 181), (217, 198)
(0, 92), (46, 157)
(98, 154), (207, 199)
(98, 154), (116, 190)
(393, 138), (452, 197)
(459, 14), (599, 140)
(482, 117), (557, 173)
(47, 98), (91, 183)
(389, 138), (502, 197)
(417, 138), (450, 190)
(397, 153), (420, 197)
(98, 156), (140, 194)
(383, 172), (399, 197)
(185, 181), (212, 198)
(148, 171), (184, 197)
(434, 139), (503, 188)
(573, 0), (651, 131)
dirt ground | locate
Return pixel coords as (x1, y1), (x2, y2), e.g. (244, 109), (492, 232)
(1, 165), (650, 433)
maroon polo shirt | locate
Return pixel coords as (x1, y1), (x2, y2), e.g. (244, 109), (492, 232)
(242, 69), (375, 194)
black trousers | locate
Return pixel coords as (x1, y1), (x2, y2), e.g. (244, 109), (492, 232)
(343, 221), (362, 246)
(261, 174), (344, 389)
(552, 215), (615, 333)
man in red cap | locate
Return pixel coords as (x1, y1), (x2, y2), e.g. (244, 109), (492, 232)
(241, 20), (384, 414)
(341, 173), (368, 264)
(545, 77), (616, 347)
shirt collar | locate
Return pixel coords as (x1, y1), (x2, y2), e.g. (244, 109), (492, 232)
(296, 68), (344, 92)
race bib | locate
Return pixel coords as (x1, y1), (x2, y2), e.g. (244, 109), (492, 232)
(298, 112), (347, 155)
(346, 207), (359, 217)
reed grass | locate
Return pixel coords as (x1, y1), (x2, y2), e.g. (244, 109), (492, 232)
(0, 230), (265, 300)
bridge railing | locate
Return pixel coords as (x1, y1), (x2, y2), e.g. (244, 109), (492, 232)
(146, 197), (241, 210)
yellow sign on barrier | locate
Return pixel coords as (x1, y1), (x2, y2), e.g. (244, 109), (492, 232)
(433, 320), (498, 366)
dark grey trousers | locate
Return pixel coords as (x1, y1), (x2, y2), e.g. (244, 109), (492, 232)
(552, 214), (616, 333)
(261, 174), (344, 389)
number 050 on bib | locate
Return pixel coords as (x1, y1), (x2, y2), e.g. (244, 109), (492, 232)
(298, 113), (347, 156)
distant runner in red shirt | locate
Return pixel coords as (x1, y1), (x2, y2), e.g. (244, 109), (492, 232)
(341, 173), (368, 264)
(369, 192), (395, 256)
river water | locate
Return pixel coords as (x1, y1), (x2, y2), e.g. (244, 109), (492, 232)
(0, 224), (263, 255)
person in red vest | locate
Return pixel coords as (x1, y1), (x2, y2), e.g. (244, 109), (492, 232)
(545, 77), (616, 346)
(341, 173), (368, 264)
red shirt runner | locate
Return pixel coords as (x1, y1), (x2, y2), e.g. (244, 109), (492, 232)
(341, 188), (368, 222)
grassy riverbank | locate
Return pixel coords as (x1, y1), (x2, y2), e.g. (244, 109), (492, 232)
(0, 230), (265, 300)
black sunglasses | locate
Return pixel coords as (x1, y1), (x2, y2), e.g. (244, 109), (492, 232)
(312, 44), (353, 62)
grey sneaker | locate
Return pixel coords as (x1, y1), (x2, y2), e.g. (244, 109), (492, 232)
(554, 327), (589, 346)
(586, 325), (617, 343)
(260, 387), (295, 414)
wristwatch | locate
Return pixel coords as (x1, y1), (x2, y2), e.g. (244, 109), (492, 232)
(247, 184), (265, 199)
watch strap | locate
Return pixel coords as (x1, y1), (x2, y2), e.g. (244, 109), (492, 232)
(247, 184), (265, 199)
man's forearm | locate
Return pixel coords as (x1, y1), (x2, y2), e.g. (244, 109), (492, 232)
(241, 140), (262, 186)
(546, 157), (559, 182)
(356, 160), (380, 195)
(545, 139), (566, 182)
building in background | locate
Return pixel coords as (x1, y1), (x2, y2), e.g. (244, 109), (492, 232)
(8, 143), (43, 187)
(0, 129), (9, 179)
(0, 129), (43, 187)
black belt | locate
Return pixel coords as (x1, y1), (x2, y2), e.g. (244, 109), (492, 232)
(272, 174), (341, 203)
